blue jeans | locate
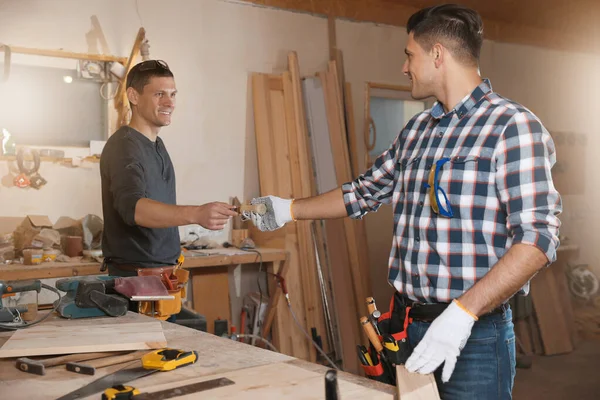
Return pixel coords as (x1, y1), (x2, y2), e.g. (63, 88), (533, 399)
(407, 307), (516, 400)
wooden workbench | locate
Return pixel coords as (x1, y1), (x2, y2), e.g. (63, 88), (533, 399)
(0, 248), (289, 350)
(0, 312), (395, 399)
(0, 248), (286, 281)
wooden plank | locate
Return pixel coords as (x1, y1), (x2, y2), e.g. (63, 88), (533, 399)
(514, 319), (533, 355)
(286, 53), (330, 358)
(528, 315), (544, 355)
(303, 76), (362, 373)
(396, 365), (440, 400)
(240, 0), (599, 56)
(344, 82), (360, 177)
(319, 64), (371, 325)
(7, 46), (127, 63)
(530, 266), (574, 355)
(191, 267), (231, 335)
(252, 73), (310, 361)
(135, 361), (393, 399)
(553, 259), (578, 345)
(115, 27), (146, 128)
(0, 320), (166, 358)
(261, 258), (290, 348)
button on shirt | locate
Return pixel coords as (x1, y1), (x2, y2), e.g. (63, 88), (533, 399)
(342, 79), (562, 303)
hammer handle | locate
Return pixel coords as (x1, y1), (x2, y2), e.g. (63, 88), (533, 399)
(79, 350), (148, 368)
(40, 351), (124, 367)
(360, 316), (383, 353)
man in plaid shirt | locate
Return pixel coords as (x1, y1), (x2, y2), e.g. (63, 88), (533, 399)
(250, 4), (561, 399)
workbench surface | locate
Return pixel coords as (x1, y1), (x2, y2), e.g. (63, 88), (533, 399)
(0, 247), (287, 281)
(0, 312), (395, 399)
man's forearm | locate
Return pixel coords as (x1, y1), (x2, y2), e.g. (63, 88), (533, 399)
(458, 243), (549, 316)
(134, 198), (196, 228)
(292, 188), (349, 220)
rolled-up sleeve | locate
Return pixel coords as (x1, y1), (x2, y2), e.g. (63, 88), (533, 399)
(342, 135), (400, 219)
(494, 111), (562, 263)
(109, 140), (146, 226)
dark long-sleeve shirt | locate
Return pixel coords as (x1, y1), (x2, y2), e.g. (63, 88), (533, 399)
(100, 126), (180, 269)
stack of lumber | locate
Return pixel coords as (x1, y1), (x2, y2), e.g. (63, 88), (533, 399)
(250, 53), (372, 374)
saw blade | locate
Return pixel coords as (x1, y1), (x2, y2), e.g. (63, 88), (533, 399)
(56, 364), (157, 400)
(134, 377), (235, 399)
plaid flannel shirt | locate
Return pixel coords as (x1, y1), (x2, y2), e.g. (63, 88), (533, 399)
(342, 79), (562, 303)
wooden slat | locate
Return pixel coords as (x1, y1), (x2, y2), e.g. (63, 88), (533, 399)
(287, 53), (331, 358)
(344, 82), (360, 177)
(396, 365), (440, 400)
(251, 72), (311, 361)
(261, 258), (290, 347)
(530, 266), (574, 355)
(303, 76), (362, 373)
(7, 46), (127, 63)
(319, 64), (371, 326)
(115, 28), (146, 128)
(514, 319), (533, 355)
(0, 321), (166, 358)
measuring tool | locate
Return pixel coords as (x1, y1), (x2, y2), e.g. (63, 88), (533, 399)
(56, 349), (198, 400)
(103, 377), (235, 400)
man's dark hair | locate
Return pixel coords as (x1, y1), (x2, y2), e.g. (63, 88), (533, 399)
(406, 4), (483, 65)
(126, 59), (174, 93)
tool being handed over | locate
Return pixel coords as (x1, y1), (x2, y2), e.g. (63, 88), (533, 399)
(57, 348), (199, 400)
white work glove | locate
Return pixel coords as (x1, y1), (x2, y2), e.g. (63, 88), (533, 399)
(405, 300), (476, 382)
(248, 195), (294, 231)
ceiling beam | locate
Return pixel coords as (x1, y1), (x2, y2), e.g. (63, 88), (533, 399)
(242, 0), (598, 55)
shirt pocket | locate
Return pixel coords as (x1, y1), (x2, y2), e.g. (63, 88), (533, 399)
(440, 148), (495, 209)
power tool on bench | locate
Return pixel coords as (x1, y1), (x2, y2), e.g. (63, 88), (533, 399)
(0, 279), (62, 330)
(55, 276), (129, 319)
(55, 275), (171, 319)
(0, 280), (42, 322)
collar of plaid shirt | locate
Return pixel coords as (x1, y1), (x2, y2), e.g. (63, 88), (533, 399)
(342, 78), (562, 304)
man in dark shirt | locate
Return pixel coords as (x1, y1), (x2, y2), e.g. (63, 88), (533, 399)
(100, 60), (237, 278)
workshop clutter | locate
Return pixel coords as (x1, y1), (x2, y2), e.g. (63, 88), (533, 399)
(0, 214), (103, 264)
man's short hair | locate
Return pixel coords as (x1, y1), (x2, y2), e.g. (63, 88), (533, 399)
(126, 60), (174, 93)
(407, 4), (484, 65)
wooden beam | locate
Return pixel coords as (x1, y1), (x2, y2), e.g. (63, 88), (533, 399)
(242, 0), (599, 55)
(115, 28), (146, 129)
(7, 46), (127, 64)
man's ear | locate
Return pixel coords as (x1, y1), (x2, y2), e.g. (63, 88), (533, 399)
(126, 87), (139, 106)
(432, 43), (444, 68)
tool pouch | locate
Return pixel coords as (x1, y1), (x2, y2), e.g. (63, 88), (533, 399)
(137, 267), (190, 320)
(361, 357), (390, 384)
(375, 293), (413, 366)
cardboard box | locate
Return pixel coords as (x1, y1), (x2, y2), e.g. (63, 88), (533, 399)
(13, 215), (53, 254)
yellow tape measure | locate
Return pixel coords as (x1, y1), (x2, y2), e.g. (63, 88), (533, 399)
(102, 385), (139, 400)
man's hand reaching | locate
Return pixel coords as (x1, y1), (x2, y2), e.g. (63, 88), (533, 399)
(194, 202), (238, 230)
(248, 196), (294, 231)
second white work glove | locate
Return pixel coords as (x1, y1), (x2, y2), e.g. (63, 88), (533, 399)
(249, 195), (294, 231)
(405, 300), (477, 382)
